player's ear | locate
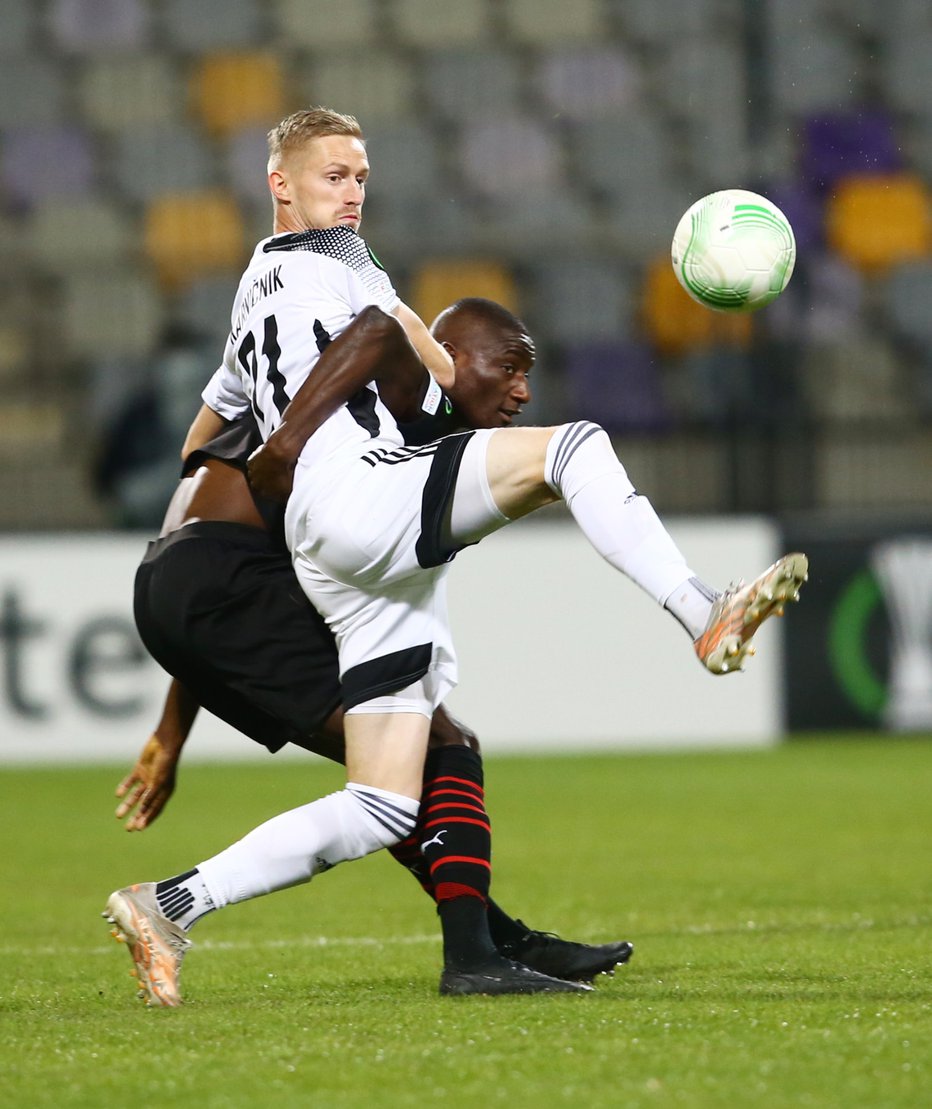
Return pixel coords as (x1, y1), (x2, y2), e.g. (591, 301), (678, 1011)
(440, 340), (456, 359)
(268, 169), (289, 202)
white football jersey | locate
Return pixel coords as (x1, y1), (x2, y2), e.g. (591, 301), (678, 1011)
(202, 226), (404, 468)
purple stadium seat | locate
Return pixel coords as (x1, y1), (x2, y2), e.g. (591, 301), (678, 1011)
(1, 126), (95, 208)
(225, 125), (274, 205)
(48, 0), (150, 52)
(459, 116), (561, 199)
(762, 181), (825, 253)
(564, 341), (670, 433)
(535, 46), (640, 121)
(800, 111), (903, 192)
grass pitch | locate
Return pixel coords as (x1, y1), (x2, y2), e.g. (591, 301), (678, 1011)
(1, 736), (929, 1108)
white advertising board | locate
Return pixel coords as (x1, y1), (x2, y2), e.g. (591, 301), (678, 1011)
(0, 518), (781, 763)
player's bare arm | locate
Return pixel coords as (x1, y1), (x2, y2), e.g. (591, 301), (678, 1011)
(248, 304), (429, 501)
(392, 300), (455, 391)
(181, 404), (228, 462)
(115, 678), (199, 831)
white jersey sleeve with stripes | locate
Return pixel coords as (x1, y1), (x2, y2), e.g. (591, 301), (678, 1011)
(201, 227), (403, 466)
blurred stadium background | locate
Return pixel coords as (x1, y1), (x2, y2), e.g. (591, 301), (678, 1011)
(1, 0), (930, 753)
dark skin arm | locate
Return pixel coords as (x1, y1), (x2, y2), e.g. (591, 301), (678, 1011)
(114, 678), (199, 830)
(248, 305), (428, 501)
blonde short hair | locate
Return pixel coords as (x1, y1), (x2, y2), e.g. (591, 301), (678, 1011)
(267, 107), (364, 167)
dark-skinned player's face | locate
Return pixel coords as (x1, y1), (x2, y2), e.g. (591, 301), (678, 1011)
(443, 323), (535, 430)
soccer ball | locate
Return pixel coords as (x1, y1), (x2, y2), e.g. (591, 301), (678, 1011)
(671, 189), (796, 313)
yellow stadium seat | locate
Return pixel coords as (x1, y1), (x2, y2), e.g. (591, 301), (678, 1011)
(144, 191), (245, 290)
(826, 173), (932, 273)
(410, 260), (518, 328)
(190, 52), (285, 137)
(640, 256), (752, 357)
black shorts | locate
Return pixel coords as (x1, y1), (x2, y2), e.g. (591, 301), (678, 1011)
(134, 521), (341, 753)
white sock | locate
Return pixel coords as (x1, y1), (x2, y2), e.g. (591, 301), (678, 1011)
(175, 784), (419, 922)
(545, 422), (717, 633)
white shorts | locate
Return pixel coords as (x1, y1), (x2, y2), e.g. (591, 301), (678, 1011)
(286, 429), (506, 716)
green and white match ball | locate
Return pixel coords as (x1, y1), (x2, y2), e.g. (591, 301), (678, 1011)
(671, 189), (796, 313)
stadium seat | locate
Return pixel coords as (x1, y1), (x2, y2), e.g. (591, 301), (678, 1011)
(0, 126), (96, 209)
(826, 173), (932, 273)
(27, 198), (133, 274)
(272, 0), (379, 48)
(879, 22), (932, 116)
(605, 0), (720, 46)
(361, 196), (482, 263)
(48, 0), (149, 53)
(0, 0), (34, 56)
(534, 46), (641, 122)
(880, 261), (932, 350)
(471, 187), (595, 259)
(904, 116), (932, 182)
(389, 0), (490, 47)
(162, 0), (262, 51)
(174, 274), (242, 350)
(682, 112), (750, 192)
(761, 182), (825, 254)
(143, 192), (246, 290)
(225, 125), (275, 206)
(529, 259), (635, 344)
(767, 25), (865, 115)
(410, 260), (518, 329)
(0, 321), (27, 389)
(423, 48), (524, 123)
(360, 121), (446, 195)
(676, 347), (757, 427)
(563, 341), (670, 433)
(191, 53), (285, 138)
(0, 402), (65, 455)
(799, 252), (865, 344)
(112, 125), (214, 205)
(300, 49), (416, 122)
(801, 112), (902, 193)
(657, 39), (746, 124)
(605, 180), (695, 264)
(78, 55), (184, 133)
(801, 333), (910, 424)
(0, 59), (65, 127)
(640, 256), (753, 357)
(503, 0), (603, 43)
(568, 114), (674, 203)
(60, 267), (164, 359)
(458, 116), (561, 200)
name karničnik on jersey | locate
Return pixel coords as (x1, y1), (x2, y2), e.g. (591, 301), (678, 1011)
(231, 265), (285, 343)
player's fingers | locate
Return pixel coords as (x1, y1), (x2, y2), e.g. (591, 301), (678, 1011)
(115, 773), (136, 798)
(115, 781), (146, 819)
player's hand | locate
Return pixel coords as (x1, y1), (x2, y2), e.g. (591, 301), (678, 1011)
(114, 733), (179, 831)
(247, 432), (297, 502)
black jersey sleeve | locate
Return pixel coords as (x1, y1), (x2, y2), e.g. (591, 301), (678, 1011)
(181, 415), (286, 539)
(181, 415), (261, 478)
(397, 395), (461, 445)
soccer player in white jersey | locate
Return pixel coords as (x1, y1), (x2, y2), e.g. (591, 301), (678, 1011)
(105, 108), (808, 1001)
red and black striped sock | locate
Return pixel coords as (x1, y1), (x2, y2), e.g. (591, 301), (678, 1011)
(418, 745), (492, 906)
(388, 745), (494, 904)
(388, 745), (498, 969)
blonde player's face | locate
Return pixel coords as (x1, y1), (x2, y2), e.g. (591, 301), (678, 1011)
(272, 135), (369, 233)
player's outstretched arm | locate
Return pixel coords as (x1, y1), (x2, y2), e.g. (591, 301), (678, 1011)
(248, 304), (428, 500)
(392, 300), (455, 391)
(114, 678), (199, 831)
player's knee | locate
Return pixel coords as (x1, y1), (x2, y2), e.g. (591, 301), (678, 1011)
(344, 784), (420, 854)
(544, 421), (619, 497)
